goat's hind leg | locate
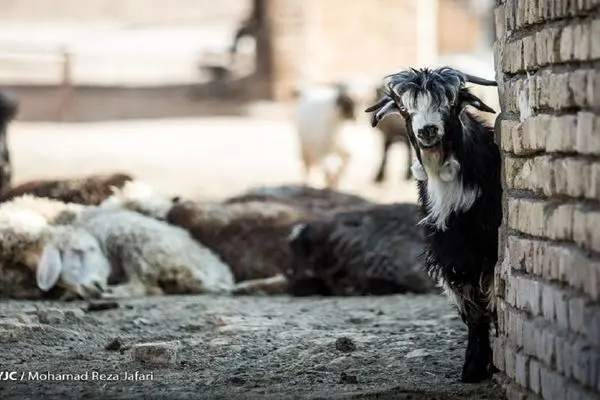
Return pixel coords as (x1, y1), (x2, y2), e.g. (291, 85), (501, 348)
(374, 137), (392, 183)
(461, 312), (494, 383)
(404, 141), (413, 181)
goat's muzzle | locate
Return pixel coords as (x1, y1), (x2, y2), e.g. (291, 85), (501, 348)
(417, 125), (441, 149)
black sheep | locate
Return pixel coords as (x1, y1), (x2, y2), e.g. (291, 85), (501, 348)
(287, 202), (437, 296)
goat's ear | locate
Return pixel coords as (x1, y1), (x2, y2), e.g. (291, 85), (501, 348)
(458, 91), (495, 114)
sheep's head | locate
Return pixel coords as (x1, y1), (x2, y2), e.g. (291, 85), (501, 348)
(335, 83), (356, 121)
(35, 225), (111, 300)
(0, 90), (18, 125)
(0, 205), (110, 300)
(287, 215), (372, 296)
(366, 67), (497, 172)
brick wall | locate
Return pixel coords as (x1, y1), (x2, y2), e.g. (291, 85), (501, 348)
(493, 1), (600, 399)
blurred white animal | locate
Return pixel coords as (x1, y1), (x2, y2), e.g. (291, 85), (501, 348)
(294, 83), (356, 189)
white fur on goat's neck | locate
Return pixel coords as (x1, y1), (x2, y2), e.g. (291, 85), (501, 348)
(401, 89), (480, 231)
(415, 152), (480, 231)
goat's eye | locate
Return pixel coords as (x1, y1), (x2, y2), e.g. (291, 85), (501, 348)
(398, 105), (407, 112)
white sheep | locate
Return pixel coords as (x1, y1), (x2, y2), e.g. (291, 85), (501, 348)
(0, 194), (235, 300)
(73, 206), (235, 298)
(294, 83), (356, 189)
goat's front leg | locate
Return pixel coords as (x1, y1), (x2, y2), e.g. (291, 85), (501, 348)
(374, 137), (393, 183)
(324, 147), (350, 189)
(461, 315), (493, 383)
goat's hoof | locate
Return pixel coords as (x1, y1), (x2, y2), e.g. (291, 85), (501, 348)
(460, 362), (494, 383)
(373, 174), (385, 183)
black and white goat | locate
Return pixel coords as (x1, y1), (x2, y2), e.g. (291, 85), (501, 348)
(366, 67), (501, 383)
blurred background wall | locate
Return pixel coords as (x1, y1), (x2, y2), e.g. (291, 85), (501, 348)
(0, 0), (494, 122)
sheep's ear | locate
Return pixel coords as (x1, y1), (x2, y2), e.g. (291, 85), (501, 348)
(458, 91), (495, 114)
(36, 244), (63, 291)
(288, 223), (311, 255)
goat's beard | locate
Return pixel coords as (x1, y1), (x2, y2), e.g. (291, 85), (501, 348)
(419, 145), (445, 172)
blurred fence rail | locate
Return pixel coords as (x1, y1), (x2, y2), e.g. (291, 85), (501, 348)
(0, 17), (261, 122)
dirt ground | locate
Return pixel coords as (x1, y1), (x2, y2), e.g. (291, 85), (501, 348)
(0, 295), (505, 400)
(1, 115), (505, 399)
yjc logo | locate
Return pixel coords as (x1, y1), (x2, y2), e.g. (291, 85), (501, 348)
(0, 372), (18, 381)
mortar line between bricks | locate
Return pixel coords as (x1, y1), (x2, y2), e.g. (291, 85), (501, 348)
(507, 267), (590, 299)
(505, 190), (600, 208)
(504, 228), (600, 260)
(496, 107), (600, 120)
(503, 152), (600, 162)
(495, 109), (600, 122)
(499, 60), (600, 81)
(504, 232), (599, 261)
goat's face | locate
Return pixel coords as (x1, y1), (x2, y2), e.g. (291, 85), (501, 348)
(366, 67), (497, 168)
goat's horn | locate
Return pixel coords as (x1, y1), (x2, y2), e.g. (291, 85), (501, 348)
(463, 73), (498, 86)
(364, 96), (392, 113)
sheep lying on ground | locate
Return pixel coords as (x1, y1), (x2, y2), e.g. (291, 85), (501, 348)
(0, 172), (134, 205)
(74, 205), (235, 298)
(294, 83), (356, 189)
(224, 185), (373, 216)
(106, 182), (376, 284)
(287, 203), (436, 296)
(0, 90), (19, 195)
(0, 195), (235, 300)
(107, 181), (435, 297)
(166, 199), (317, 283)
